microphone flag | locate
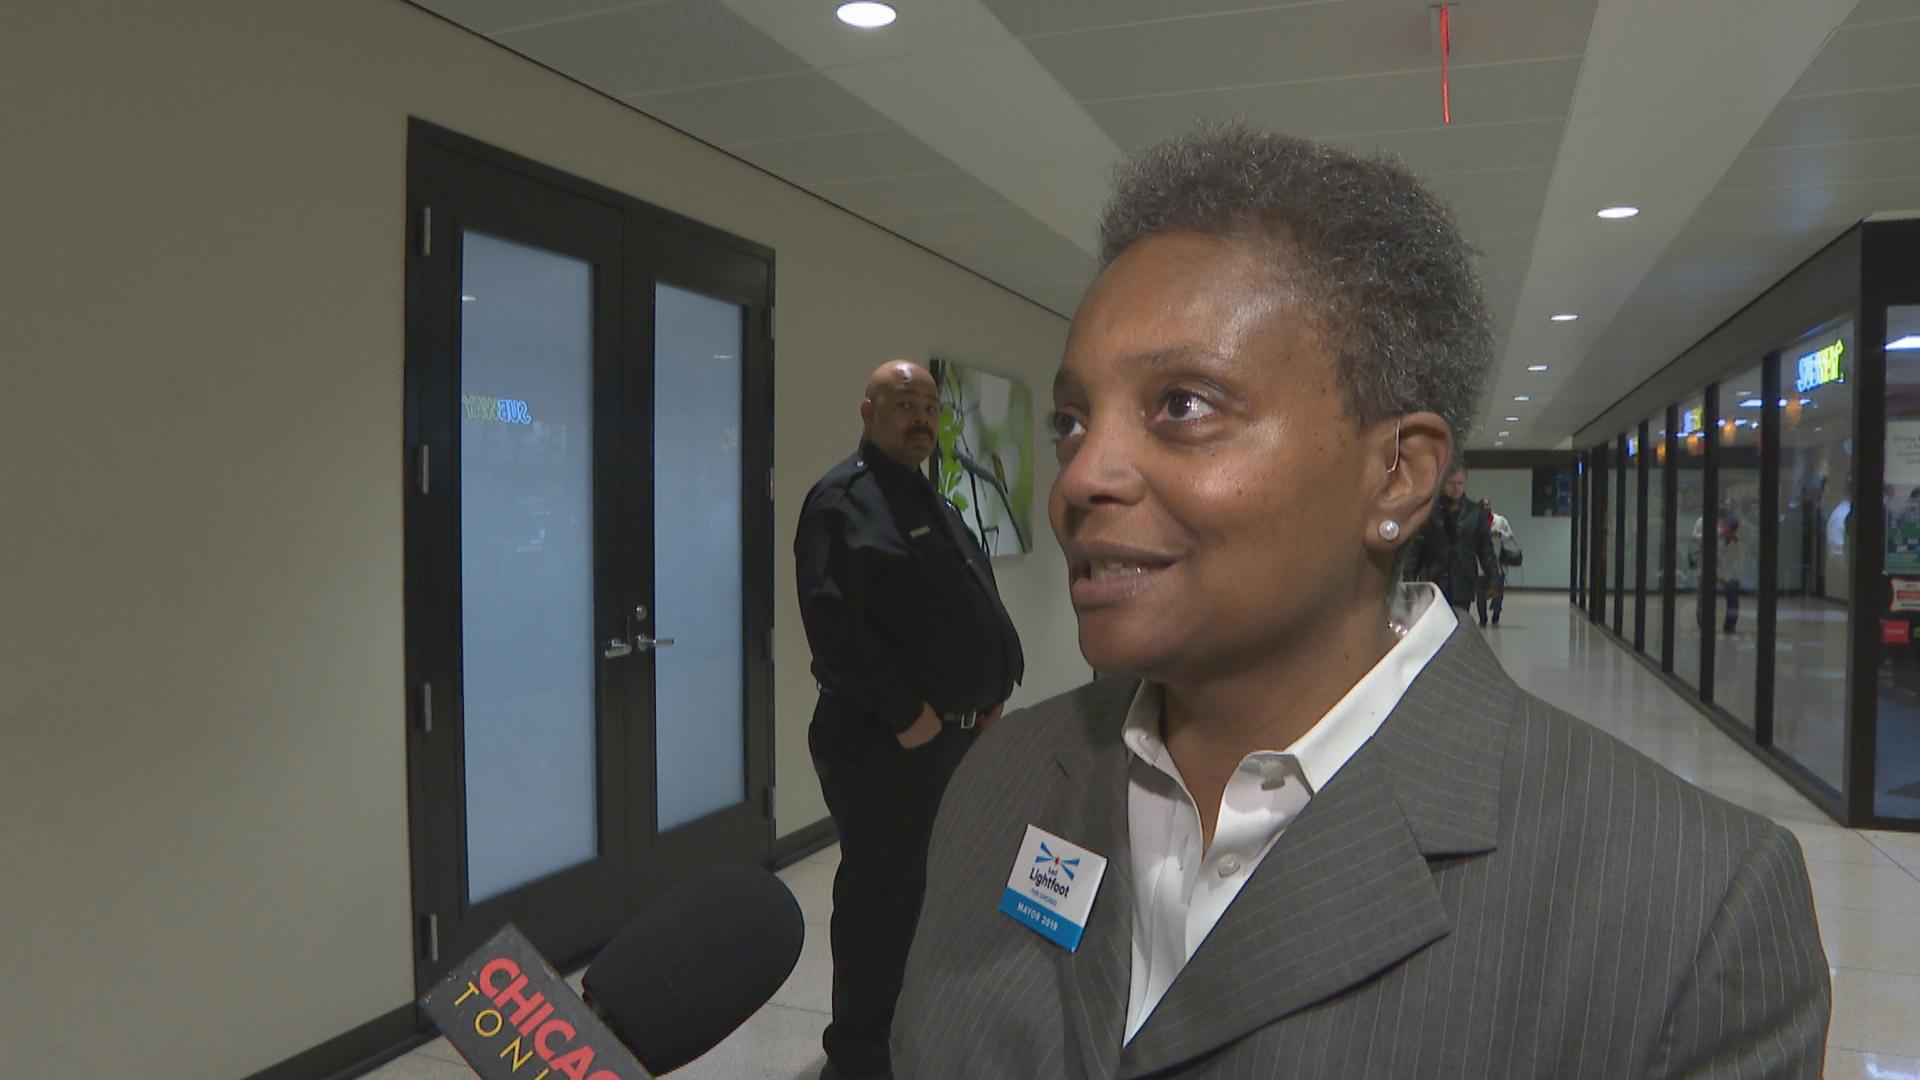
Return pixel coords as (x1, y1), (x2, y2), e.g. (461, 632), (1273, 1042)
(421, 922), (651, 1080)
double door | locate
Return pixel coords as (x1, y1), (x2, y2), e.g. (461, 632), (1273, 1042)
(404, 124), (774, 990)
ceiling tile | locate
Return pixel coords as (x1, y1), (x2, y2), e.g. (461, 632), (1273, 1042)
(626, 72), (892, 147)
(1422, 166), (1556, 208)
(412, 0), (675, 35)
(1842, 0), (1920, 25)
(1750, 84), (1920, 149)
(919, 228), (1090, 267)
(494, 0), (807, 97)
(980, 0), (1334, 39)
(1467, 232), (1538, 259)
(1787, 18), (1920, 97)
(1023, 0), (1594, 103)
(730, 126), (960, 186)
(1452, 201), (1547, 236)
(1082, 56), (1578, 150)
(810, 170), (1012, 218)
(870, 204), (1061, 246)
(1328, 118), (1567, 176)
(1718, 134), (1920, 192)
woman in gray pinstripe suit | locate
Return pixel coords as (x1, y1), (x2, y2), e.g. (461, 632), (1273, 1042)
(893, 123), (1829, 1079)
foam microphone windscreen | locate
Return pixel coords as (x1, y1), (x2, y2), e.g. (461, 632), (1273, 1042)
(582, 863), (805, 1074)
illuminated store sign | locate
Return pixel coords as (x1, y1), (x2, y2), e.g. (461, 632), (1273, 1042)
(462, 394), (534, 425)
(1795, 339), (1844, 393)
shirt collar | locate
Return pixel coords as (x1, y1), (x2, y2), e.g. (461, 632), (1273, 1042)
(1121, 583), (1457, 794)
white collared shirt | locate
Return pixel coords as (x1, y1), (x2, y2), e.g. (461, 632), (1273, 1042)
(1121, 583), (1456, 1044)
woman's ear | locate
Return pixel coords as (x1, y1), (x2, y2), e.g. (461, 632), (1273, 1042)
(1367, 412), (1452, 551)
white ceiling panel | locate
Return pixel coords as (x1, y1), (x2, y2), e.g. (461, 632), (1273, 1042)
(1788, 16), (1920, 97)
(1422, 165), (1556, 208)
(915, 227), (1090, 268)
(1023, 0), (1594, 104)
(493, 0), (807, 96)
(868, 203), (1067, 246)
(1081, 56), (1580, 150)
(1451, 201), (1549, 236)
(625, 72), (892, 147)
(409, 0), (1920, 444)
(412, 0), (676, 35)
(809, 169), (1013, 218)
(979, 0), (1336, 39)
(1844, 0), (1920, 24)
(729, 126), (963, 186)
(1717, 134), (1920, 193)
(1326, 118), (1567, 175)
(1750, 83), (1920, 149)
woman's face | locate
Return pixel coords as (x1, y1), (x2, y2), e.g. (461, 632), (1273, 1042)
(1049, 231), (1376, 681)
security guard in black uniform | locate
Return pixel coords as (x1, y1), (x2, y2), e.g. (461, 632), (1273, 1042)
(795, 360), (1024, 1080)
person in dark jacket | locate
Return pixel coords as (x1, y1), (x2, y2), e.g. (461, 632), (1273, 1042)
(794, 359), (1025, 1080)
(1408, 464), (1499, 618)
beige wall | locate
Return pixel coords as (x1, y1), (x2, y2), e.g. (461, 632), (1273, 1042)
(0, 2), (1085, 1075)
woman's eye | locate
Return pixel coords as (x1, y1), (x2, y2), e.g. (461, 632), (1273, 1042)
(1160, 390), (1216, 422)
(1048, 411), (1085, 441)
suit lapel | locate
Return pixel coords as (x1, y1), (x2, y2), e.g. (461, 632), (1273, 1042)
(1044, 684), (1138, 1080)
(1118, 626), (1516, 1077)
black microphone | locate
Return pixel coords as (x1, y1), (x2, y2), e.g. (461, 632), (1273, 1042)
(421, 864), (803, 1079)
(583, 863), (805, 1074)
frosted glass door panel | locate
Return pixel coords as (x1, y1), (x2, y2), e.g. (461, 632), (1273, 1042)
(654, 284), (747, 831)
(461, 231), (600, 901)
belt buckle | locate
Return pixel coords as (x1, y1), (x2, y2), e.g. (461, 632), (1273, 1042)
(954, 710), (978, 729)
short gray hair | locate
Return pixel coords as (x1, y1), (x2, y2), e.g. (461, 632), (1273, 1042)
(1098, 123), (1493, 442)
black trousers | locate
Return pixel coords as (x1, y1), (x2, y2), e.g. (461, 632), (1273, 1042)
(809, 697), (977, 1075)
(1476, 571), (1507, 624)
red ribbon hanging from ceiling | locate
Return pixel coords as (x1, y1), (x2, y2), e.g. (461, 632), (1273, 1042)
(1440, 5), (1452, 124)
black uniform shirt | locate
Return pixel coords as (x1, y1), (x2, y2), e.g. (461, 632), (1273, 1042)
(795, 439), (1025, 734)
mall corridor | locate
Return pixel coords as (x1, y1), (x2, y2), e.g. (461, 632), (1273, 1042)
(370, 594), (1920, 1080)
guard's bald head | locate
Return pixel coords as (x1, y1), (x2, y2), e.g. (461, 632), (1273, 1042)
(860, 361), (941, 469)
(865, 361), (935, 406)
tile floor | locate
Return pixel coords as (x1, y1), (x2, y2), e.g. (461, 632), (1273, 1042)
(370, 594), (1920, 1079)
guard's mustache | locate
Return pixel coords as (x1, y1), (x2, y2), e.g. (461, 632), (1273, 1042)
(908, 426), (934, 439)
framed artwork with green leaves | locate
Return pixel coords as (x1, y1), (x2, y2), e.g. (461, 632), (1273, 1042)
(927, 358), (1034, 557)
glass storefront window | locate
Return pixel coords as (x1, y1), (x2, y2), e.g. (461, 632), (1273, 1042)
(1713, 365), (1764, 729)
(1647, 411), (1671, 668)
(1879, 306), (1920, 818)
(1593, 446), (1611, 620)
(1778, 316), (1855, 794)
(1675, 392), (1708, 690)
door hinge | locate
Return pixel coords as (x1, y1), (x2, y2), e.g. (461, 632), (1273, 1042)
(421, 913), (440, 962)
(764, 783), (775, 815)
(420, 206), (432, 257)
(416, 682), (433, 733)
(767, 466), (775, 501)
(415, 444), (430, 495)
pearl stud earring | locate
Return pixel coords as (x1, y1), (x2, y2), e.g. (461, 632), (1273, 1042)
(1378, 520), (1401, 541)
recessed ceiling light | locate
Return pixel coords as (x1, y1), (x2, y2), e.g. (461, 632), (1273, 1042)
(1890, 335), (1920, 351)
(836, 1), (896, 28)
(1597, 206), (1640, 220)
(1739, 398), (1763, 408)
(1514, 395), (1531, 402)
(1526, 364), (1549, 372)
(1499, 431), (1511, 437)
(1550, 313), (1579, 322)
(461, 295), (476, 302)
(1505, 416), (1520, 422)
(1495, 441), (1506, 447)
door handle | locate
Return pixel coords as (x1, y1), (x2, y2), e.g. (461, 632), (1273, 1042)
(604, 638), (634, 659)
(634, 635), (675, 651)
